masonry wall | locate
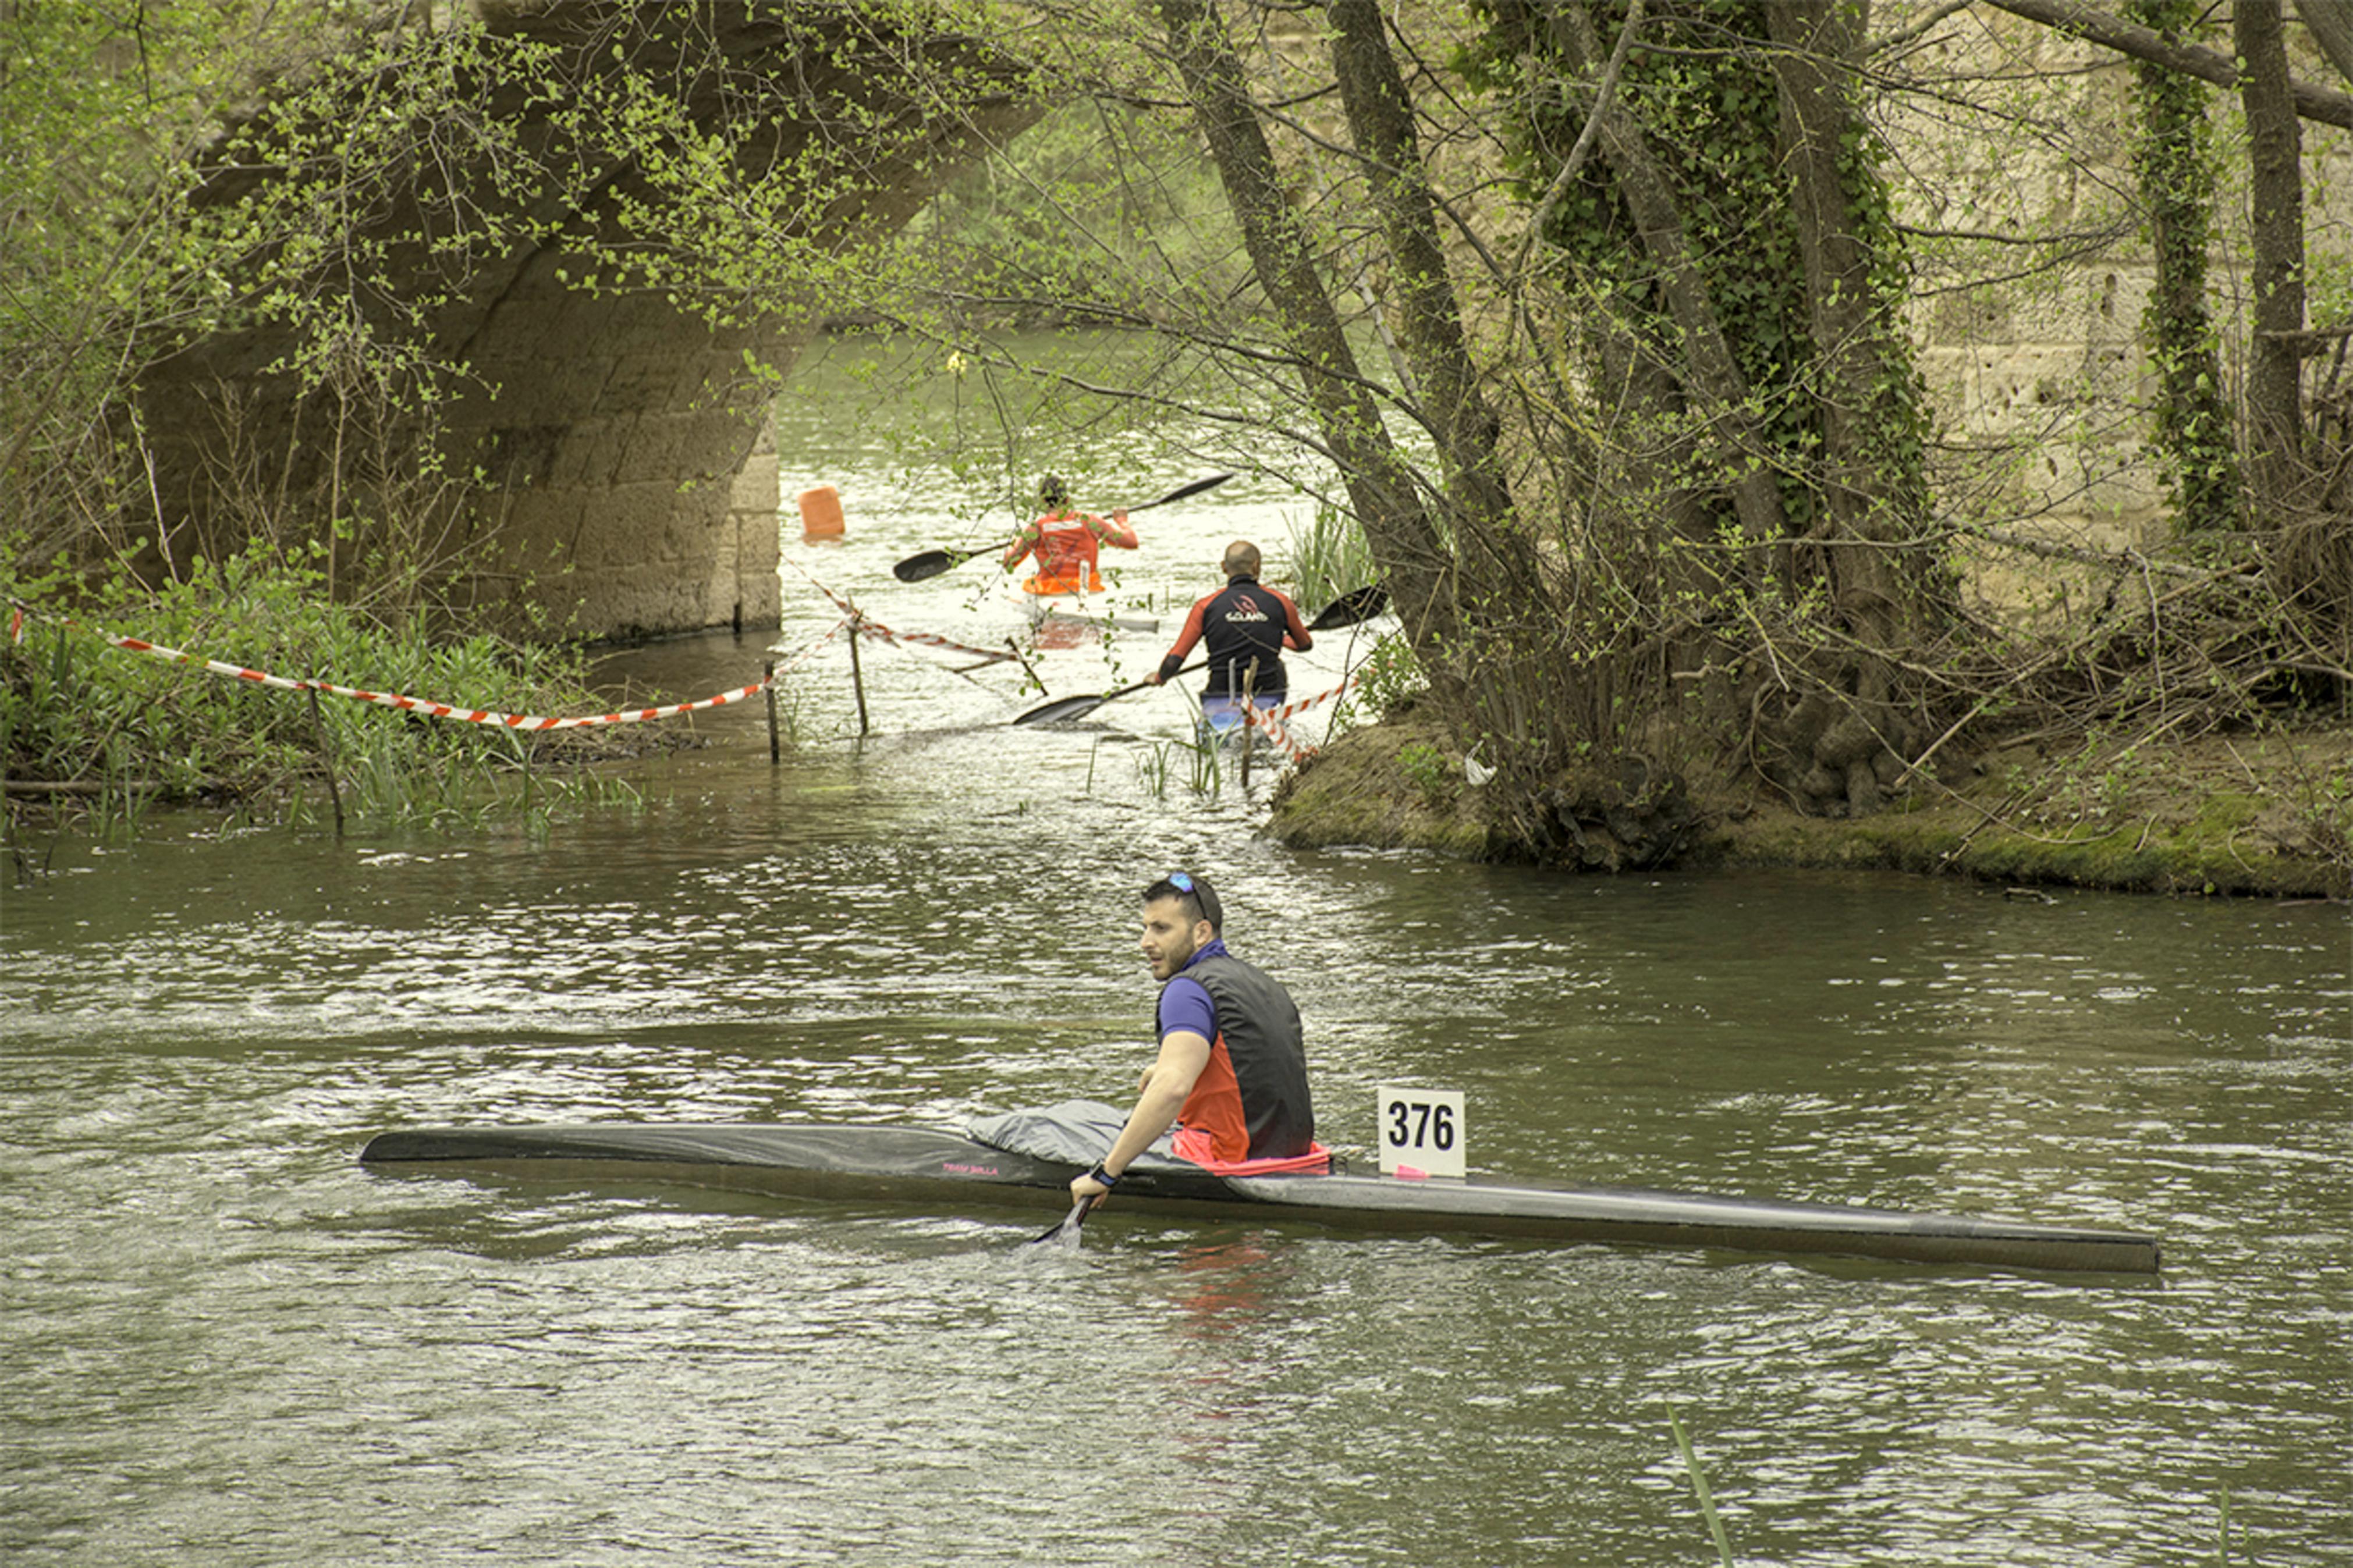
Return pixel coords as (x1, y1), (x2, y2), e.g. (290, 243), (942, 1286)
(432, 247), (789, 638)
(1892, 3), (2350, 552)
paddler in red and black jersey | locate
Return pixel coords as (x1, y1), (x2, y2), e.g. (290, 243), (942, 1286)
(1069, 872), (1322, 1208)
(1000, 473), (1139, 596)
(1146, 540), (1313, 734)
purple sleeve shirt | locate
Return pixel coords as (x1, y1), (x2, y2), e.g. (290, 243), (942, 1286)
(1157, 977), (1216, 1044)
(1154, 939), (1228, 1044)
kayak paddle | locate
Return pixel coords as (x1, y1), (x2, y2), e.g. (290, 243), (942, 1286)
(1010, 584), (1389, 727)
(1304, 582), (1388, 630)
(1025, 1196), (1096, 1249)
(890, 472), (1235, 584)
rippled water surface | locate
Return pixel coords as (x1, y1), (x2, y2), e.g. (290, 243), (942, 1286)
(6, 344), (2350, 1565)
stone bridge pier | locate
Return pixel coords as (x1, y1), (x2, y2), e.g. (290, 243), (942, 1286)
(136, 1), (1033, 639)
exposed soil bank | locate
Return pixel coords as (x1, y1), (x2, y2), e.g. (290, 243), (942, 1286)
(1268, 712), (2353, 899)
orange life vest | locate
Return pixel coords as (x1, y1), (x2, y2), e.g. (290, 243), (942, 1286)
(1021, 513), (1106, 596)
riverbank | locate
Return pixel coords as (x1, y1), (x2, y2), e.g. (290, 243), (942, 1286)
(1267, 710), (2353, 899)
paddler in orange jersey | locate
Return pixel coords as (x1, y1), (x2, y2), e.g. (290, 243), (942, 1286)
(1001, 474), (1139, 596)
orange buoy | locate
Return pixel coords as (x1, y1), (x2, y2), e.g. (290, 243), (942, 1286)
(798, 483), (845, 541)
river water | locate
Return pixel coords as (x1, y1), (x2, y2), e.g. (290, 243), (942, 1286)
(6, 336), (2351, 1565)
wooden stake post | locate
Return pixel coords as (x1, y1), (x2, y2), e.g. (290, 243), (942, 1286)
(847, 613), (871, 737)
(764, 660), (780, 764)
(307, 687), (346, 838)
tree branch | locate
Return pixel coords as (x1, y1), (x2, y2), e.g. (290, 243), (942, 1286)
(2298, 0), (2353, 88)
(1514, 0), (1644, 283)
(1975, 0), (2353, 130)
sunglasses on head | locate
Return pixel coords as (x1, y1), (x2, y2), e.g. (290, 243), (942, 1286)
(1168, 872), (1196, 893)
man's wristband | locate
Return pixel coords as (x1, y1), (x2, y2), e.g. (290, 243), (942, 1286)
(1088, 1162), (1120, 1188)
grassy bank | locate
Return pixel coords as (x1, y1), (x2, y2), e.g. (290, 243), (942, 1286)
(1268, 712), (2353, 899)
(3, 549), (645, 840)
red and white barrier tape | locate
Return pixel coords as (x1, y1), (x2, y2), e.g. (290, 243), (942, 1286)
(1241, 671), (1358, 762)
(8, 599), (792, 731)
(858, 617), (1016, 665)
(769, 617), (853, 678)
(782, 559), (1017, 667)
(1243, 703), (1315, 763)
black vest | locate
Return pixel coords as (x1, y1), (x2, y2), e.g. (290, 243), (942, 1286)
(1200, 577), (1290, 698)
(1188, 952), (1315, 1158)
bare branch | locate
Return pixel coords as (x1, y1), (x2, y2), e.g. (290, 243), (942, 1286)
(1975, 0), (2353, 129)
(1514, 0), (1644, 284)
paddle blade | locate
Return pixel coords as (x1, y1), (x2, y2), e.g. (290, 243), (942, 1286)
(1011, 662), (1194, 727)
(1309, 584), (1387, 631)
(891, 549), (961, 583)
(1026, 1197), (1096, 1249)
(1133, 471), (1233, 511)
(1012, 693), (1109, 727)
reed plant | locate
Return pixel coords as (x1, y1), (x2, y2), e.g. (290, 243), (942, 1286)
(1135, 741), (1174, 799)
(1665, 1405), (1738, 1567)
(1284, 502), (1416, 743)
(1184, 731), (1224, 795)
(764, 673), (818, 752)
(1133, 735), (1224, 800)
(1284, 502), (1376, 609)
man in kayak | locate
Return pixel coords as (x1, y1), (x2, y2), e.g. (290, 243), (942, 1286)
(1145, 541), (1313, 735)
(1000, 473), (1139, 596)
(1070, 872), (1318, 1206)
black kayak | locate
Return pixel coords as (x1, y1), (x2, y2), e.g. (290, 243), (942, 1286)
(359, 1112), (2161, 1276)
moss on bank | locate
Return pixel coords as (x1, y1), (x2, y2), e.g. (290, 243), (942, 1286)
(1268, 713), (2353, 899)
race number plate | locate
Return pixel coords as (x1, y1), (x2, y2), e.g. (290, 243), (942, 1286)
(1375, 1085), (1466, 1179)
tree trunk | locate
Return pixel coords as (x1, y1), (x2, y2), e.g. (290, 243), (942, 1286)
(2129, 0), (2238, 531)
(1323, 0), (1576, 763)
(1155, 0), (1458, 650)
(1324, 0), (1521, 555)
(1765, 0), (1938, 813)
(2300, 0), (2353, 88)
(1550, 1), (1788, 552)
(2236, 0), (2309, 522)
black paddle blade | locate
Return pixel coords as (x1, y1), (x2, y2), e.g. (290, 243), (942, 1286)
(1025, 1197), (1095, 1249)
(1309, 583), (1387, 630)
(1138, 471), (1233, 509)
(890, 548), (963, 584)
(1012, 691), (1116, 727)
(1012, 660), (1198, 728)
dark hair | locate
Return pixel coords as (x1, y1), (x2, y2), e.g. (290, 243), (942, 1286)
(1143, 872), (1223, 933)
(1039, 473), (1069, 508)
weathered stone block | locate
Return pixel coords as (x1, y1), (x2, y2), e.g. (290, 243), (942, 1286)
(571, 482), (698, 567)
(530, 419), (627, 490)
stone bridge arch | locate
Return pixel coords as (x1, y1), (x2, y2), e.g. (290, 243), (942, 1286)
(137, 1), (1038, 638)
